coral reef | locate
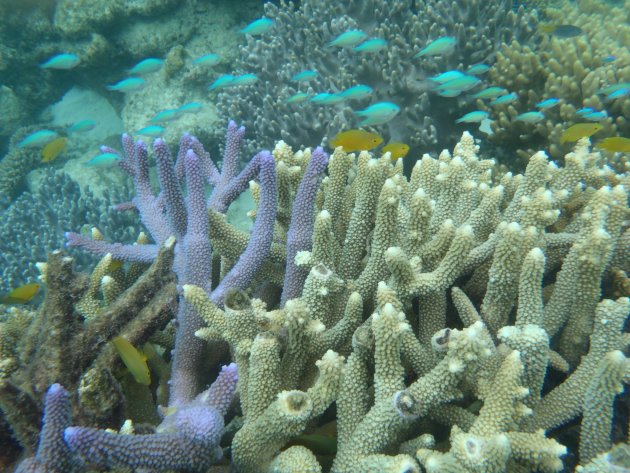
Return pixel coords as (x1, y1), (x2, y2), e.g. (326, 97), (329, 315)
(2, 120), (626, 471)
(0, 241), (176, 457)
(0, 168), (137, 294)
(0, 0), (260, 151)
(2, 0), (629, 470)
(484, 0), (630, 163)
(217, 0), (538, 156)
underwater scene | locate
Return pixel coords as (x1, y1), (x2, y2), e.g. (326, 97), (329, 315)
(0, 0), (629, 471)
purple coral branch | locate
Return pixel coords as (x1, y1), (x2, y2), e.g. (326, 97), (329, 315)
(65, 119), (275, 424)
(280, 146), (329, 306)
(190, 136), (221, 186)
(154, 138), (188, 239)
(174, 133), (193, 182)
(168, 150), (216, 406)
(65, 232), (159, 263)
(211, 151), (277, 304)
(64, 364), (238, 471)
(220, 119), (246, 183)
(15, 384), (78, 473)
(209, 151), (266, 213)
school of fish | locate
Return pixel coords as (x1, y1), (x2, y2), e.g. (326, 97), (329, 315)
(5, 11), (629, 302)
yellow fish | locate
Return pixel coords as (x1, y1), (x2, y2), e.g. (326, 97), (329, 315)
(0, 283), (41, 304)
(330, 129), (383, 152)
(41, 137), (68, 163)
(560, 123), (602, 144)
(109, 259), (124, 272)
(288, 420), (338, 455)
(381, 142), (410, 160)
(597, 137), (630, 153)
(111, 336), (151, 385)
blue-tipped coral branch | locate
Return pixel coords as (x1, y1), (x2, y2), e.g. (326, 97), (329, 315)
(280, 146), (328, 306)
(14, 384), (78, 473)
(66, 120), (277, 409)
(64, 363), (238, 470)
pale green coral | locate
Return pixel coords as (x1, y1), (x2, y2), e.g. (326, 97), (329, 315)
(19, 128), (626, 472)
(485, 0), (630, 163)
(178, 133), (629, 471)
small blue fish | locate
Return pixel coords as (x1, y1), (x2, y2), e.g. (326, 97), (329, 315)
(310, 93), (333, 103)
(150, 109), (180, 123)
(128, 58), (163, 75)
(489, 92), (518, 106)
(576, 107), (594, 116)
(414, 36), (456, 58)
(285, 93), (310, 104)
(430, 70), (465, 84)
(515, 111), (545, 123)
(328, 30), (368, 48)
(583, 111), (608, 121)
(339, 85), (373, 101)
(536, 98), (560, 109)
(18, 130), (59, 148)
(240, 18), (274, 35)
(192, 53), (221, 67)
(466, 64), (490, 75)
(177, 102), (203, 114)
(231, 74), (259, 86)
(455, 111), (489, 124)
(354, 102), (400, 126)
(310, 93), (343, 105)
(596, 83), (630, 95)
(602, 55), (616, 63)
(606, 88), (629, 101)
(291, 70), (318, 82)
(107, 77), (146, 92)
(471, 87), (507, 99)
(40, 53), (80, 70)
(84, 153), (121, 168)
(209, 74), (236, 90)
(137, 125), (165, 137)
(434, 75), (480, 92)
(67, 119), (97, 133)
(353, 38), (388, 53)
(437, 89), (463, 97)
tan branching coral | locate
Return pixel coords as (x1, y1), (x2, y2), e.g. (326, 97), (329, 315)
(483, 1), (629, 164)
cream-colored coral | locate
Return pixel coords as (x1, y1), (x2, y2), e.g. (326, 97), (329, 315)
(485, 0), (630, 162)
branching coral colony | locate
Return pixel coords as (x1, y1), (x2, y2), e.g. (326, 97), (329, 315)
(1, 120), (629, 472)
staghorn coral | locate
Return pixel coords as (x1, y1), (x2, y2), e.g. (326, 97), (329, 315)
(4, 124), (629, 471)
(0, 127), (55, 209)
(0, 167), (137, 295)
(64, 363), (238, 471)
(14, 384), (79, 473)
(217, 0), (538, 157)
(1, 242), (176, 459)
(483, 0), (630, 163)
(179, 132), (626, 471)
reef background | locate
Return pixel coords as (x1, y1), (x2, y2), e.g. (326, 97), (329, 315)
(0, 0), (628, 472)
